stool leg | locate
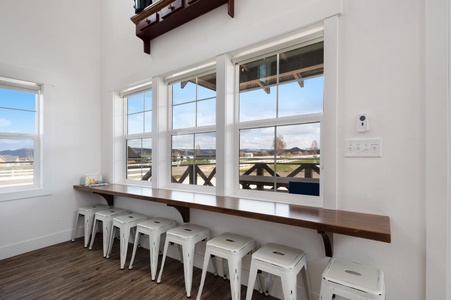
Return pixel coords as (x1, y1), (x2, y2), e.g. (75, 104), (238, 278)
(196, 248), (212, 300)
(106, 225), (116, 259)
(280, 272), (296, 300)
(264, 273), (272, 296)
(89, 217), (99, 250)
(222, 258), (229, 280)
(228, 256), (242, 300)
(182, 244), (195, 297)
(71, 212), (80, 242)
(300, 264), (312, 300)
(211, 255), (218, 276)
(150, 232), (160, 281)
(157, 238), (170, 283)
(319, 278), (334, 300)
(245, 260), (259, 300)
(102, 219), (112, 258)
(178, 244), (184, 264)
(119, 227), (131, 269)
(83, 213), (92, 247)
(129, 231), (141, 269)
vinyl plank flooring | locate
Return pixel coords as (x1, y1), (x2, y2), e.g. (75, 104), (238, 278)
(0, 236), (278, 300)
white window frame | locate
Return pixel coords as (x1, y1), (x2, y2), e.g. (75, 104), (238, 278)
(165, 62), (217, 193)
(0, 76), (45, 200)
(112, 16), (338, 208)
(120, 82), (153, 186)
(225, 18), (338, 207)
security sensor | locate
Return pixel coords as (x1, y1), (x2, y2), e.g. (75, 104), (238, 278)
(357, 114), (369, 132)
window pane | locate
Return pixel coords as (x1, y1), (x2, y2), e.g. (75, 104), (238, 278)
(173, 102), (196, 129)
(126, 138), (152, 181)
(144, 91), (152, 111)
(239, 124), (320, 194)
(239, 55), (278, 91)
(275, 124), (320, 193)
(127, 112), (144, 134)
(279, 76), (323, 117)
(0, 88), (36, 111)
(239, 127), (276, 190)
(194, 132), (216, 186)
(197, 73), (216, 100)
(0, 108), (36, 134)
(173, 81), (196, 105)
(172, 133), (216, 186)
(172, 134), (194, 184)
(197, 98), (216, 127)
(127, 90), (151, 135)
(145, 111), (152, 133)
(0, 139), (34, 187)
(127, 93), (144, 114)
(239, 87), (276, 122)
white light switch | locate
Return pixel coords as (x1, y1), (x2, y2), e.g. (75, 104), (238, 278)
(345, 138), (382, 157)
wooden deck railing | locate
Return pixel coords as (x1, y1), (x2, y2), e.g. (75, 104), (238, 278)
(129, 161), (320, 193)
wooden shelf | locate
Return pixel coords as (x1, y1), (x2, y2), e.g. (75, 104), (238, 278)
(74, 184), (391, 257)
(131, 0), (234, 54)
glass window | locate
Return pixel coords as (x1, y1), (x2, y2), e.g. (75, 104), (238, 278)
(125, 90), (152, 182)
(0, 81), (40, 191)
(170, 72), (216, 187)
(238, 42), (323, 197)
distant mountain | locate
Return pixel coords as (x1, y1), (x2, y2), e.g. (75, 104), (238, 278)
(0, 148), (34, 158)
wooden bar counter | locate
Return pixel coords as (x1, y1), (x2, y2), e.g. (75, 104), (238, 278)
(73, 184), (391, 257)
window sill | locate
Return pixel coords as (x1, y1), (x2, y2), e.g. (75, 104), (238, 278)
(0, 187), (52, 202)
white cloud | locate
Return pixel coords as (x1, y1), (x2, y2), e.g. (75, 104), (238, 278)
(0, 118), (12, 127)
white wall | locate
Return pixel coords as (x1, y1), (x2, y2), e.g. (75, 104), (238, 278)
(0, 0), (448, 299)
(100, 0), (429, 299)
(0, 1), (103, 258)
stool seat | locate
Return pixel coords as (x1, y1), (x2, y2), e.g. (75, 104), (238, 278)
(165, 224), (209, 240)
(106, 212), (149, 269)
(246, 243), (311, 300)
(320, 258), (385, 300)
(251, 242), (304, 269)
(129, 217), (177, 280)
(71, 204), (110, 247)
(89, 208), (129, 257)
(157, 224), (211, 298)
(197, 232), (256, 300)
(207, 232), (254, 252)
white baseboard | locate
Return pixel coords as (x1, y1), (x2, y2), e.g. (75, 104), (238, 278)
(0, 229), (72, 260)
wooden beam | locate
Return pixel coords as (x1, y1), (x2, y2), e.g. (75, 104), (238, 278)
(257, 80), (271, 94)
(240, 64), (324, 90)
(293, 73), (305, 88)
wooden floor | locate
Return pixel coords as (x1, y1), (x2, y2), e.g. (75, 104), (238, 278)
(0, 236), (278, 300)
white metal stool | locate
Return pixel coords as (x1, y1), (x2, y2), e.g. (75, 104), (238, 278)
(157, 224), (211, 298)
(128, 217), (177, 280)
(106, 212), (149, 269)
(197, 232), (256, 300)
(88, 207), (129, 257)
(246, 242), (312, 300)
(71, 204), (110, 247)
(320, 258), (385, 300)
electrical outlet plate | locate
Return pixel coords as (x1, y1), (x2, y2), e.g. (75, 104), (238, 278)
(345, 138), (382, 157)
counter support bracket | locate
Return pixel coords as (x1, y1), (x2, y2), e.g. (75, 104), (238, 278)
(318, 231), (333, 257)
(167, 204), (190, 223)
(94, 193), (114, 207)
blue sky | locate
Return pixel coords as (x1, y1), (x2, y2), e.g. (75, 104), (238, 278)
(0, 88), (36, 151)
(126, 74), (323, 151)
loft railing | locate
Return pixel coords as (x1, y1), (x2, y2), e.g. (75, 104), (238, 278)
(130, 0), (234, 54)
